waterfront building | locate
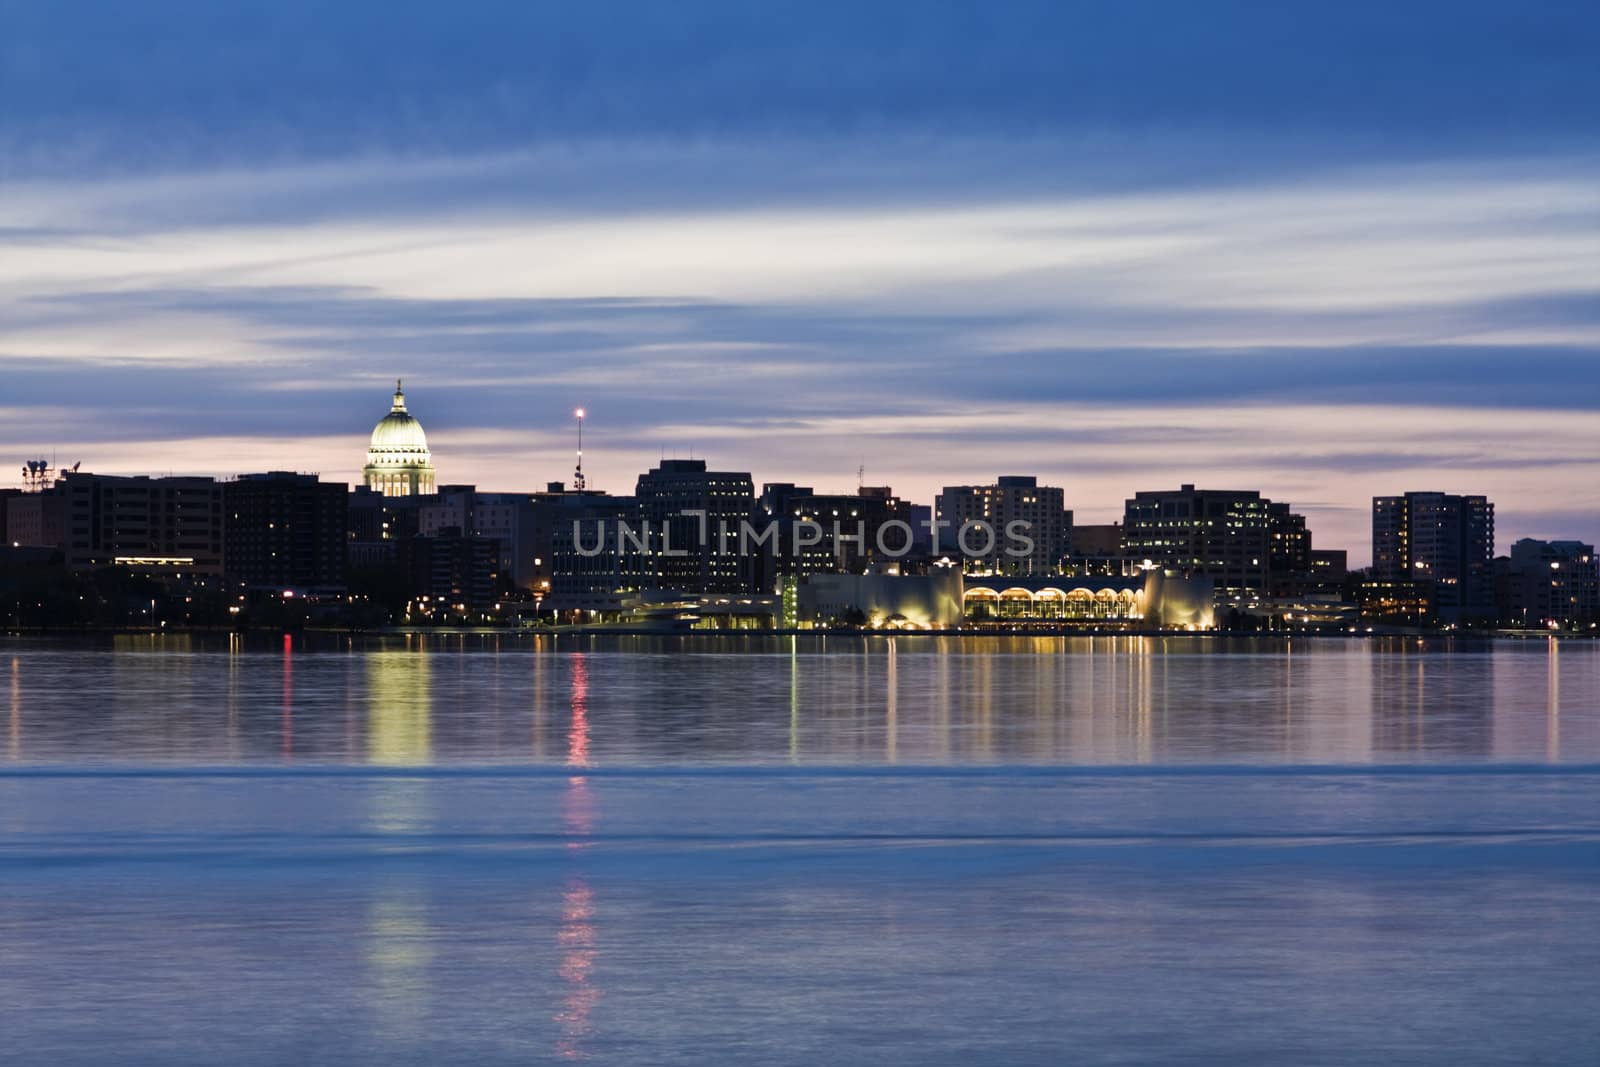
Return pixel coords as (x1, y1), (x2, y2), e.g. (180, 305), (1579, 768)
(960, 570), (1215, 629)
(418, 485), (541, 589)
(635, 459), (756, 594)
(798, 569), (965, 628)
(346, 484), (401, 569)
(4, 485), (66, 549)
(1310, 549), (1348, 580)
(1062, 521), (1125, 576)
(1268, 502), (1312, 592)
(1357, 579), (1435, 624)
(0, 487), (18, 545)
(224, 472), (348, 594)
(58, 471), (224, 574)
(549, 492), (650, 613)
(935, 476), (1071, 575)
(756, 483), (914, 583)
(1372, 492), (1495, 623)
(1496, 539), (1598, 629)
(1121, 485), (1275, 598)
(362, 380), (436, 497)
(403, 529), (501, 610)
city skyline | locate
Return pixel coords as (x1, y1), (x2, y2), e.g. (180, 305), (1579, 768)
(4, 4), (1599, 565)
(3, 378), (1594, 567)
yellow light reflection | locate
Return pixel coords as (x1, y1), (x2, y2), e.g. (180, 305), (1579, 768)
(788, 636), (799, 763)
(367, 650), (433, 765)
(885, 638), (898, 763)
(556, 653), (602, 1059)
(366, 888), (433, 1039)
(1547, 636), (1561, 761)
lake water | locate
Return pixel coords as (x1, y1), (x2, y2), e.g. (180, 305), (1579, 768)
(2, 634), (1597, 1064)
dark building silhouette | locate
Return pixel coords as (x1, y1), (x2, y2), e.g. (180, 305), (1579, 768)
(1268, 502), (1312, 593)
(403, 528), (500, 609)
(1495, 538), (1597, 628)
(1062, 522), (1125, 576)
(59, 472), (224, 574)
(1122, 485), (1275, 597)
(635, 459), (756, 593)
(549, 492), (649, 610)
(1372, 492), (1495, 623)
(225, 472), (348, 593)
(756, 483), (914, 584)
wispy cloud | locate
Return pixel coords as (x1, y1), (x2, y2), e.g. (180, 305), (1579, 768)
(3, 3), (1598, 563)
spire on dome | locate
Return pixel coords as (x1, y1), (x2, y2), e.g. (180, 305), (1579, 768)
(392, 379), (407, 412)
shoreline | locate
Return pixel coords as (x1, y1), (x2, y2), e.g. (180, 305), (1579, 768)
(1, 625), (1590, 641)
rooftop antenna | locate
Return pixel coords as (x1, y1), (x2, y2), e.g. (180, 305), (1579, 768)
(573, 408), (587, 490)
(21, 458), (54, 492)
(858, 463), (865, 490)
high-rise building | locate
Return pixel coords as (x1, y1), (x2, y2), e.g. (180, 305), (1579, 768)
(1268, 502), (1312, 591)
(549, 493), (649, 610)
(1372, 492), (1495, 622)
(1496, 539), (1598, 628)
(403, 530), (501, 609)
(224, 472), (349, 593)
(59, 472), (224, 574)
(1122, 485), (1274, 597)
(418, 485), (540, 589)
(635, 459), (756, 593)
(756, 483), (914, 583)
(935, 476), (1071, 575)
(363, 380), (435, 497)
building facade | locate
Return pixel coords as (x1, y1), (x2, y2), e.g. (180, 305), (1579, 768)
(549, 493), (650, 611)
(224, 472), (349, 593)
(1372, 492), (1495, 623)
(58, 472), (224, 574)
(1496, 538), (1598, 628)
(756, 483), (914, 583)
(935, 476), (1071, 575)
(4, 486), (66, 549)
(634, 459), (756, 594)
(1121, 485), (1275, 598)
(417, 485), (540, 589)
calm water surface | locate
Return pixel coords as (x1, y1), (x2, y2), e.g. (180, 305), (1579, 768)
(2, 635), (1597, 1064)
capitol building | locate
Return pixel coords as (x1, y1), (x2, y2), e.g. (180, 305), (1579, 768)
(363, 380), (435, 496)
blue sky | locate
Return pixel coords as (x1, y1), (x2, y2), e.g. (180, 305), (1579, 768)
(2, 1), (1598, 558)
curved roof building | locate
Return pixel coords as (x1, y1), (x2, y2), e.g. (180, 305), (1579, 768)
(363, 380), (435, 497)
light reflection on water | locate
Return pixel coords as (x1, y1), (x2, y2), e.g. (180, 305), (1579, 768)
(1, 633), (1597, 766)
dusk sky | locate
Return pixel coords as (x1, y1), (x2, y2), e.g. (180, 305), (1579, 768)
(3, 2), (1598, 560)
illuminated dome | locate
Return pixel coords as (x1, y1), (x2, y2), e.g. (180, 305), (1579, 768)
(363, 380), (436, 497)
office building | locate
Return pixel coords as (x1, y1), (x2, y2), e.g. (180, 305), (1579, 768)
(757, 483), (914, 582)
(4, 486), (66, 549)
(1122, 485), (1274, 597)
(935, 476), (1071, 575)
(635, 459), (756, 594)
(224, 472), (349, 593)
(418, 485), (540, 589)
(1496, 539), (1598, 628)
(549, 493), (649, 611)
(404, 530), (501, 610)
(59, 471), (224, 574)
(1372, 492), (1495, 622)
